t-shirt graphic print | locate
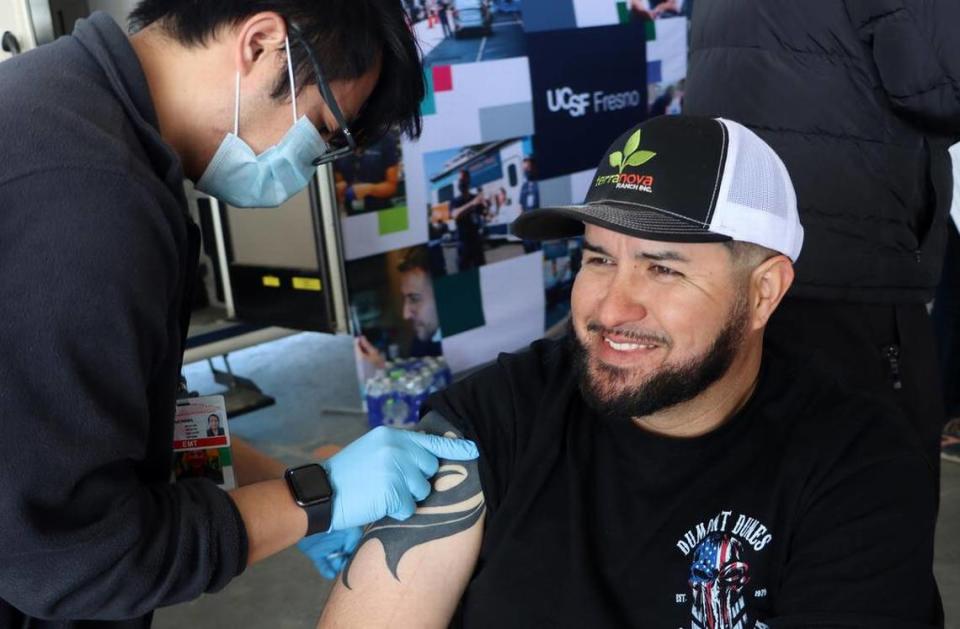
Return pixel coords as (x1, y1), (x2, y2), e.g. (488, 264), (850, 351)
(675, 510), (773, 629)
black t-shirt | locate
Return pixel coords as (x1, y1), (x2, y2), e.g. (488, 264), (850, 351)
(410, 335), (443, 359)
(426, 339), (942, 628)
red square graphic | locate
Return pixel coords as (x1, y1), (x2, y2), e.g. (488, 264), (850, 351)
(432, 65), (453, 92)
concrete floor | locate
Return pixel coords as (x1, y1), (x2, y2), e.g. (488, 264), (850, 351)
(155, 332), (960, 628)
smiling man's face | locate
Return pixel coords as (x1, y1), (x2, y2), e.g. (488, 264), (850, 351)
(570, 223), (749, 419)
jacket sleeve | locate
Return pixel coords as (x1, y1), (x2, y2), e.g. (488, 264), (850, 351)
(845, 0), (960, 137)
(0, 169), (248, 620)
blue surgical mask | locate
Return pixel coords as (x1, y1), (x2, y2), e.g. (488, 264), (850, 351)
(196, 37), (327, 208)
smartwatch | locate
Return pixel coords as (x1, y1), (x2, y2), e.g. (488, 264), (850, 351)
(284, 463), (334, 536)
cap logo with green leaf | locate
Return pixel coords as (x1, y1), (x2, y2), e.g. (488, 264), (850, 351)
(608, 129), (656, 174)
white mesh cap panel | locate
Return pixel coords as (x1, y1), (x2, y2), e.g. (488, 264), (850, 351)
(726, 127), (789, 219)
(708, 119), (804, 261)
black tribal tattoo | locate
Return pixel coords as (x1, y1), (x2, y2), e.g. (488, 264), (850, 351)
(341, 412), (485, 588)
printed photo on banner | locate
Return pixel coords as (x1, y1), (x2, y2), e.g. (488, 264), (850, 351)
(338, 128), (429, 263)
(523, 0), (681, 32)
(648, 79), (684, 116)
(645, 15), (688, 114)
(437, 251), (546, 373)
(423, 136), (535, 276)
(347, 246), (443, 372)
(408, 0), (526, 72)
(333, 129), (406, 219)
(623, 0), (691, 21)
(543, 238), (583, 331)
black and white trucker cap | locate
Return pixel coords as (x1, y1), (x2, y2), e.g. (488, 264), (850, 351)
(512, 116), (804, 262)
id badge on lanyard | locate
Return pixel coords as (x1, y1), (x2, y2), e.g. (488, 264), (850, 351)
(172, 395), (236, 490)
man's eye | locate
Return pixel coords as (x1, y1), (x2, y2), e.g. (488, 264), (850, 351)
(586, 256), (613, 266)
(651, 264), (681, 277)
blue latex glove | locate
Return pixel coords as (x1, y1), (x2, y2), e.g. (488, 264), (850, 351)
(324, 425), (479, 531)
(297, 527), (363, 579)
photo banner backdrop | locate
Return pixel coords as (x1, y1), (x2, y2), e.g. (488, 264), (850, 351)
(526, 22), (648, 180)
(342, 1), (688, 377)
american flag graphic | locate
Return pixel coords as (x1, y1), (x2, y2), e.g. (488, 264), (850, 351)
(688, 532), (751, 629)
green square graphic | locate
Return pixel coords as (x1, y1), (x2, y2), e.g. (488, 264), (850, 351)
(617, 1), (630, 23)
(433, 269), (485, 336)
(645, 19), (657, 41)
(421, 69), (436, 116)
(377, 206), (409, 235)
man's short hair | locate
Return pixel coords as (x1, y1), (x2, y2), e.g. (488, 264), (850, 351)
(722, 240), (779, 272)
(129, 0), (424, 146)
(397, 247), (430, 275)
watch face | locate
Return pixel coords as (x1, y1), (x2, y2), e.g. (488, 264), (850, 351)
(289, 465), (332, 505)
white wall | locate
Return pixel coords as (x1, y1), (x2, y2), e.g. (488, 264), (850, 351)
(0, 0), (38, 60)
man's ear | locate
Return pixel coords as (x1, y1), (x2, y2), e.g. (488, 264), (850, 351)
(747, 255), (794, 331)
(233, 11), (287, 78)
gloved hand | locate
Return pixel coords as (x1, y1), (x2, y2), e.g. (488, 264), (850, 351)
(324, 425), (479, 531)
(297, 527), (363, 579)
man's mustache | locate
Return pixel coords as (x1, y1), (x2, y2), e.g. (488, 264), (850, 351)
(585, 321), (671, 348)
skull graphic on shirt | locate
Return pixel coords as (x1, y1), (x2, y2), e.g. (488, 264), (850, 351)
(688, 532), (751, 629)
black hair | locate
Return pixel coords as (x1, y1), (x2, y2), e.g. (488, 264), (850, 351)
(721, 241), (779, 271)
(129, 0), (424, 146)
(522, 155), (537, 177)
(397, 246), (430, 275)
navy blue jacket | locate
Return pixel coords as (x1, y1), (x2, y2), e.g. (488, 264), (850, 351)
(0, 13), (247, 626)
(685, 0), (960, 303)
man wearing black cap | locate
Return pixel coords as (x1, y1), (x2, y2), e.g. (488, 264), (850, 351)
(318, 116), (941, 628)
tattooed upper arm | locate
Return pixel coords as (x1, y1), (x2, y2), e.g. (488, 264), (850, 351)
(341, 411), (486, 588)
(318, 412), (486, 629)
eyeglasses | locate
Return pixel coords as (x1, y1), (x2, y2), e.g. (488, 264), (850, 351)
(287, 22), (358, 166)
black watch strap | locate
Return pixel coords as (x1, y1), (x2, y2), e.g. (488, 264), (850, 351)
(304, 497), (333, 537)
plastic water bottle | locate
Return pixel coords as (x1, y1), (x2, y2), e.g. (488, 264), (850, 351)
(397, 375), (424, 425)
(420, 366), (439, 395)
(365, 377), (388, 429)
(436, 356), (452, 388)
(382, 376), (411, 427)
(388, 363), (406, 381)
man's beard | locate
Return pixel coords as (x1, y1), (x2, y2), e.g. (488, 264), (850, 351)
(413, 322), (436, 342)
(570, 298), (749, 421)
